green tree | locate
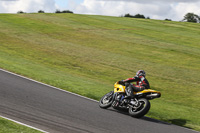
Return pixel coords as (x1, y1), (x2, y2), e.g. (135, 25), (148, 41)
(134, 14), (145, 19)
(124, 13), (146, 19)
(165, 18), (172, 21)
(124, 13), (134, 18)
(17, 11), (25, 14)
(183, 13), (200, 23)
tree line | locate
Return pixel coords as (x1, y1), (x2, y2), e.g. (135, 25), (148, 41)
(123, 12), (200, 23)
(17, 10), (73, 14)
(17, 10), (200, 23)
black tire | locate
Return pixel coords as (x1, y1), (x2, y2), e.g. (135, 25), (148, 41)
(128, 98), (150, 118)
(99, 91), (114, 109)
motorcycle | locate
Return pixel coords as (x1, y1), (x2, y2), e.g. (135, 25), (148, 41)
(99, 81), (161, 118)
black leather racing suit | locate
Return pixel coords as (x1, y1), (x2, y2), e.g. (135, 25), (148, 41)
(123, 76), (150, 98)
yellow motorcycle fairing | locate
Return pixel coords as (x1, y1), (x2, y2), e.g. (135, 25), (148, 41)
(114, 82), (161, 97)
(114, 82), (126, 93)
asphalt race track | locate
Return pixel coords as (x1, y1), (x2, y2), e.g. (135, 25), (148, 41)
(0, 69), (198, 133)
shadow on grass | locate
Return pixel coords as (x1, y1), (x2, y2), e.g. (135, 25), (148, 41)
(105, 108), (191, 129)
(167, 119), (193, 129)
(141, 116), (171, 125)
(142, 118), (193, 130)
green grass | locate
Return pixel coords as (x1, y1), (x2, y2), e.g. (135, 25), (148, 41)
(0, 117), (42, 133)
(0, 13), (200, 131)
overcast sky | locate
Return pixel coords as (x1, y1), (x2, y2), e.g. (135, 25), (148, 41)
(0, 0), (200, 21)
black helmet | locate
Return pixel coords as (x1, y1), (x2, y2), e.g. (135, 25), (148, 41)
(136, 70), (146, 77)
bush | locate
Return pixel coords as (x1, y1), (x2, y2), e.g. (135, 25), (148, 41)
(38, 10), (45, 13)
(62, 10), (73, 13)
(55, 10), (62, 13)
(165, 18), (172, 21)
(124, 13), (146, 19)
(55, 10), (73, 14)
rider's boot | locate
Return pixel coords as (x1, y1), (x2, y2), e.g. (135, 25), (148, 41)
(123, 95), (131, 99)
(124, 94), (135, 99)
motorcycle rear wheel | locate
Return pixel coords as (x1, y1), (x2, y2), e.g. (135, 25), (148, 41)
(99, 91), (114, 109)
(128, 98), (150, 118)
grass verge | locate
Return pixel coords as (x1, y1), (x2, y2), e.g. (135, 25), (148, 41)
(0, 117), (42, 133)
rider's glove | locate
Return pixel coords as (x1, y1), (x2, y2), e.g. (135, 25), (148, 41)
(118, 80), (124, 84)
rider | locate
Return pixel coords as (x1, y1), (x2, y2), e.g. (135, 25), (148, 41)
(119, 70), (150, 99)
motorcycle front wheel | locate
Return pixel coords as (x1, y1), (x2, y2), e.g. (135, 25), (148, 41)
(128, 98), (150, 118)
(99, 91), (114, 109)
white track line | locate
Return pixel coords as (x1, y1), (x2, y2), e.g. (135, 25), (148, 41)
(0, 68), (98, 133)
(0, 115), (48, 133)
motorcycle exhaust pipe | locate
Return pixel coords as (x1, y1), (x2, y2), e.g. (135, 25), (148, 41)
(146, 93), (161, 99)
